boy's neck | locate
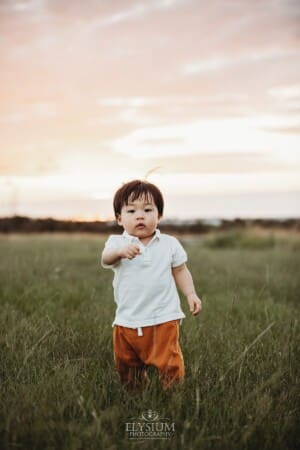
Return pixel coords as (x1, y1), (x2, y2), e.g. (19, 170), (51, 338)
(127, 229), (157, 245)
(139, 233), (155, 245)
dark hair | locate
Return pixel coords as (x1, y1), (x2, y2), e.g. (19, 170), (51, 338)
(113, 179), (164, 218)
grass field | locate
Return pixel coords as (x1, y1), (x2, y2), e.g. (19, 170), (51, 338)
(0, 230), (299, 450)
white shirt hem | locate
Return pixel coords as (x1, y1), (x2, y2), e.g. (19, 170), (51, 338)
(112, 312), (186, 328)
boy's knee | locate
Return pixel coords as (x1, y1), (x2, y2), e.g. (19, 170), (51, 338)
(158, 357), (185, 386)
(159, 366), (185, 391)
(159, 361), (184, 376)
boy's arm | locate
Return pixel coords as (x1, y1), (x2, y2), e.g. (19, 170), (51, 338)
(172, 263), (202, 315)
(101, 248), (122, 267)
(101, 243), (141, 268)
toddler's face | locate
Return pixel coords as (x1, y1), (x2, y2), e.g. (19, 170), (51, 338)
(117, 194), (161, 239)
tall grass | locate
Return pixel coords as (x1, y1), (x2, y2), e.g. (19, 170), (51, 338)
(0, 231), (299, 450)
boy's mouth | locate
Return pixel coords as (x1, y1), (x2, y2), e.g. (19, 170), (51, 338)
(136, 223), (145, 229)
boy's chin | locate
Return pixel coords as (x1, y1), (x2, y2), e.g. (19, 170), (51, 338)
(135, 228), (147, 235)
(138, 229), (156, 236)
(134, 228), (155, 236)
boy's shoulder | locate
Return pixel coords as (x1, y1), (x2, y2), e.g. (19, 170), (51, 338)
(159, 232), (174, 240)
(104, 234), (126, 247)
(159, 232), (181, 245)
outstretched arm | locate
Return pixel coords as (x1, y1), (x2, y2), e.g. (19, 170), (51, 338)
(172, 263), (202, 316)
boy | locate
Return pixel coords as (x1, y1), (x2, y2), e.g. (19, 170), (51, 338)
(101, 179), (202, 391)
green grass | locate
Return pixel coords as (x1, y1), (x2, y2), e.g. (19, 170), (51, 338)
(0, 231), (299, 450)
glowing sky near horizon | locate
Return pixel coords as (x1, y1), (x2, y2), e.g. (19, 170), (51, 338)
(0, 0), (300, 219)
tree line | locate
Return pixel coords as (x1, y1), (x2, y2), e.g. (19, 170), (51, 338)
(0, 216), (299, 233)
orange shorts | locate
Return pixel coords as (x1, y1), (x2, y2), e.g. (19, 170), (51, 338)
(113, 319), (185, 391)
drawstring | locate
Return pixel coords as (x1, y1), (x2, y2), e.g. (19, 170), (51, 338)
(136, 321), (182, 335)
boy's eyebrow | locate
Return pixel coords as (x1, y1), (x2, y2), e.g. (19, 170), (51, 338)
(126, 202), (154, 206)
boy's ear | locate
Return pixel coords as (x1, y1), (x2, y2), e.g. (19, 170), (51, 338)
(116, 214), (122, 226)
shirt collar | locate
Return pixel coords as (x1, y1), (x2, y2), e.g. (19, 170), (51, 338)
(122, 228), (161, 242)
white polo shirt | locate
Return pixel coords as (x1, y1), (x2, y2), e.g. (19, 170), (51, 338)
(101, 229), (187, 331)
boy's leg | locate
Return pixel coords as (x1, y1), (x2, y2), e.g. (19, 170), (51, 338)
(156, 320), (185, 390)
(113, 325), (150, 391)
(137, 320), (185, 391)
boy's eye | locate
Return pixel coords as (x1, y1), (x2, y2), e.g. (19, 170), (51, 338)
(128, 209), (135, 213)
(145, 208), (152, 212)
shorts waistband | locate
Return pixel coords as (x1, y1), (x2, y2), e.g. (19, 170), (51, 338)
(113, 318), (184, 335)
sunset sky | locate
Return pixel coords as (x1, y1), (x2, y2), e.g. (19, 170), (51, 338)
(0, 0), (299, 220)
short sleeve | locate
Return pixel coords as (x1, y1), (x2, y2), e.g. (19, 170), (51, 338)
(101, 235), (121, 269)
(171, 237), (188, 268)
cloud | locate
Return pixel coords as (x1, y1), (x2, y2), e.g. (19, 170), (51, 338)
(0, 0), (45, 13)
(0, 102), (58, 123)
(182, 49), (300, 76)
(262, 126), (300, 135)
(0, 0), (299, 187)
(111, 116), (300, 158)
(269, 84), (300, 100)
(96, 97), (160, 107)
(99, 0), (185, 26)
(0, 151), (58, 175)
(148, 171), (300, 196)
(100, 3), (148, 26)
(143, 151), (299, 174)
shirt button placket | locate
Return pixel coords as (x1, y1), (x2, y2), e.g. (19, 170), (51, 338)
(143, 247), (151, 266)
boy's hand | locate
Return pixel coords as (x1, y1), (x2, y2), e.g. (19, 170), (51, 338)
(119, 244), (141, 260)
(186, 293), (202, 316)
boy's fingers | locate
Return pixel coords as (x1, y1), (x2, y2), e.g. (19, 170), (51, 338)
(196, 303), (202, 314)
(130, 245), (140, 253)
(191, 302), (202, 315)
(126, 247), (140, 258)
